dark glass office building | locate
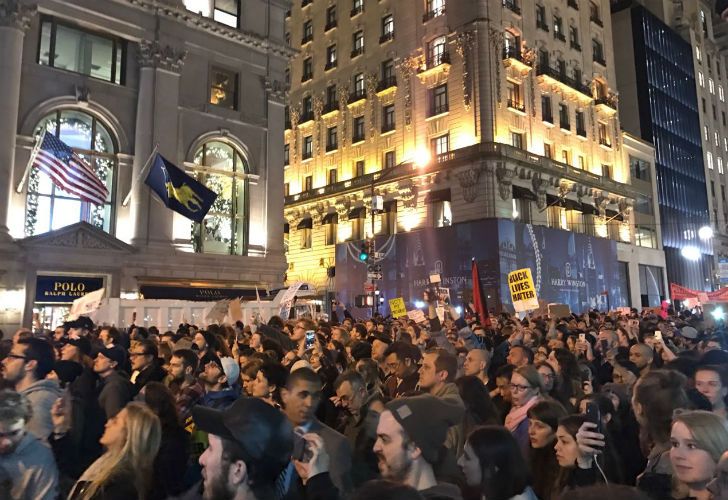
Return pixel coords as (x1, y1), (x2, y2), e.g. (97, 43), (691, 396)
(614, 4), (712, 290)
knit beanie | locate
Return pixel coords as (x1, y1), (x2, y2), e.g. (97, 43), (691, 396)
(385, 395), (465, 464)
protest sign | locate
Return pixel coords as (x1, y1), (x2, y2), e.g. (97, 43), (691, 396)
(389, 297), (407, 318)
(508, 268), (539, 312)
(407, 309), (427, 323)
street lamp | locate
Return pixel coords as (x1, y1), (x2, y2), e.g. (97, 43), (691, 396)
(366, 151), (431, 317)
(699, 225), (714, 240)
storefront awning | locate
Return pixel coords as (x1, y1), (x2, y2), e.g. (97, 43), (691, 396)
(297, 218), (313, 230)
(512, 185), (538, 201)
(424, 189), (451, 204)
(139, 284), (269, 302)
(322, 212), (338, 224)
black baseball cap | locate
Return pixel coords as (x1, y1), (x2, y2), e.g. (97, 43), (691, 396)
(97, 345), (127, 367)
(63, 316), (95, 331)
(64, 336), (92, 356)
(192, 397), (294, 483)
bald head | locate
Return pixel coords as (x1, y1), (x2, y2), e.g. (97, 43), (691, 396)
(463, 349), (490, 377)
(629, 343), (654, 371)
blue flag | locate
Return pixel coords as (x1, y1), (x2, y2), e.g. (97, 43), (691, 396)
(144, 153), (217, 223)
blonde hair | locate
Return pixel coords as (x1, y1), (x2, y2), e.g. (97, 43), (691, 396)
(673, 410), (728, 463)
(80, 402), (161, 500)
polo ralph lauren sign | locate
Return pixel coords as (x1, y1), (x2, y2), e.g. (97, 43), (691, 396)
(36, 275), (104, 303)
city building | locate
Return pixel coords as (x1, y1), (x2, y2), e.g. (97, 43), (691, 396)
(613, 0), (722, 291)
(283, 0), (666, 314)
(0, 0), (291, 332)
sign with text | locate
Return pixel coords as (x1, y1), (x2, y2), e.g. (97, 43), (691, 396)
(389, 297), (407, 318)
(508, 268), (539, 312)
(407, 309), (427, 323)
(35, 275), (104, 304)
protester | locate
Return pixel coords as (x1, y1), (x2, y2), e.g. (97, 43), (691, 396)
(2, 337), (61, 440)
(462, 348), (492, 388)
(129, 339), (166, 395)
(457, 425), (537, 500)
(0, 390), (58, 499)
(455, 375), (499, 437)
(383, 341), (421, 398)
(94, 346), (133, 419)
(199, 356), (240, 409)
(505, 365), (543, 456)
(527, 399), (568, 500)
(165, 348), (205, 422)
(694, 364), (728, 419)
(250, 360), (288, 407)
(374, 394), (465, 499)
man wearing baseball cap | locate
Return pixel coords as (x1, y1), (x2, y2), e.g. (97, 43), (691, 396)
(93, 345), (133, 419)
(199, 356), (240, 410)
(192, 397), (294, 500)
(373, 394), (465, 499)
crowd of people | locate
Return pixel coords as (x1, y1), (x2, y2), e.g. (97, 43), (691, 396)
(1, 296), (728, 500)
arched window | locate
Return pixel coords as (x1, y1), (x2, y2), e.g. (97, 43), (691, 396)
(25, 110), (116, 236)
(191, 140), (249, 255)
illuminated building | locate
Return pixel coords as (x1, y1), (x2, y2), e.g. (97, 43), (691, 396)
(284, 0), (667, 311)
(0, 0), (290, 331)
(612, 0), (720, 291)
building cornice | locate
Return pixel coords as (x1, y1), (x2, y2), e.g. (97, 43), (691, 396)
(121, 0), (296, 58)
(0, 0), (37, 30)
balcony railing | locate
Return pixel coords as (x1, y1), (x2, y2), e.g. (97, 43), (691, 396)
(507, 99), (526, 113)
(325, 60), (337, 71)
(300, 111), (314, 123)
(593, 54), (606, 66)
(554, 31), (566, 42)
(502, 46), (525, 62)
(595, 96), (617, 110)
(576, 127), (587, 137)
(301, 33), (313, 44)
(302, 150), (312, 160)
(570, 41), (582, 51)
(376, 76), (397, 92)
(325, 142), (338, 152)
(599, 137), (612, 148)
(322, 102), (339, 114)
(430, 103), (449, 116)
(381, 122), (395, 133)
(351, 46), (364, 58)
(348, 89), (367, 103)
(422, 51), (451, 71)
(537, 64), (591, 96)
(423, 7), (445, 22)
(380, 31), (394, 44)
(591, 15), (603, 27)
(352, 133), (365, 143)
(503, 0), (521, 15)
(325, 20), (337, 31)
(301, 72), (313, 83)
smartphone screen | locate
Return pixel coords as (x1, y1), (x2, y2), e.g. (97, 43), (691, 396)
(585, 401), (603, 436)
(305, 330), (316, 350)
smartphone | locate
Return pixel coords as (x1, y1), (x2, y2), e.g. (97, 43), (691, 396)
(600, 339), (609, 353)
(292, 432), (312, 462)
(654, 331), (662, 342)
(579, 333), (586, 342)
(585, 401), (603, 437)
(305, 330), (316, 350)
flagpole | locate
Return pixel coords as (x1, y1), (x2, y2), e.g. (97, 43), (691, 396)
(122, 143), (159, 207)
(15, 130), (46, 193)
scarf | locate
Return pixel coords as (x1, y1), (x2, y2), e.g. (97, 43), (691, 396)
(505, 396), (540, 433)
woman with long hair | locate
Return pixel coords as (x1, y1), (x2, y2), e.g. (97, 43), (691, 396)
(549, 348), (583, 410)
(456, 375), (500, 437)
(250, 360), (288, 407)
(527, 399), (568, 500)
(141, 382), (190, 498)
(505, 365), (543, 457)
(632, 370), (691, 499)
(670, 410), (728, 500)
(68, 402), (161, 499)
(457, 425), (537, 500)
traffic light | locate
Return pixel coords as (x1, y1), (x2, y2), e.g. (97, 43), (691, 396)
(359, 242), (370, 261)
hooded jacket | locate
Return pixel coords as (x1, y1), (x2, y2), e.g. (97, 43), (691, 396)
(0, 433), (58, 500)
(21, 378), (63, 440)
(432, 382), (466, 457)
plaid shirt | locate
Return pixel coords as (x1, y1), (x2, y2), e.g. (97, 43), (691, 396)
(168, 378), (205, 422)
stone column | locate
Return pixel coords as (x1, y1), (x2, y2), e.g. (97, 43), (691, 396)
(0, 0), (35, 241)
(264, 77), (287, 269)
(129, 40), (186, 250)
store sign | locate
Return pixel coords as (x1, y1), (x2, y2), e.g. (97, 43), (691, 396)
(139, 285), (263, 302)
(36, 275), (104, 303)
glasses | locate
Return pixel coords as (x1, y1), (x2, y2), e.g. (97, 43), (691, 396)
(128, 351), (150, 357)
(5, 354), (27, 361)
(0, 428), (24, 440)
(539, 373), (555, 380)
(509, 384), (533, 393)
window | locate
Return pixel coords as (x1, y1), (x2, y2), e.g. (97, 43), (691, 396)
(380, 201), (397, 235)
(302, 136), (313, 160)
(351, 0), (364, 16)
(542, 95), (553, 123)
(26, 110), (116, 236)
(324, 217), (337, 246)
(355, 160), (365, 177)
(702, 98), (707, 113)
(353, 73), (365, 99)
(325, 5), (337, 30)
(430, 84), (449, 116)
(710, 79), (715, 94)
(428, 36), (448, 66)
(384, 150), (396, 169)
(592, 38), (605, 64)
(425, 0), (446, 20)
(598, 122), (610, 147)
(325, 45), (337, 70)
(724, 137), (727, 152)
(559, 103), (570, 130)
(562, 149), (571, 165)
(302, 95), (313, 121)
(716, 131), (720, 147)
(696, 46), (702, 62)
(300, 226), (312, 249)
(544, 142), (552, 158)
(302, 57), (313, 81)
(353, 116), (365, 142)
(719, 157), (724, 174)
(302, 20), (313, 43)
(705, 126), (709, 141)
(536, 4), (548, 30)
(569, 25), (580, 50)
(431, 134), (450, 157)
(629, 156), (650, 181)
(553, 16), (564, 41)
(284, 183), (290, 197)
(708, 152), (714, 170)
(192, 140), (250, 255)
(382, 104), (395, 132)
(352, 31), (364, 57)
(635, 229), (657, 249)
(576, 110), (586, 136)
(328, 168), (338, 185)
(183, 0), (239, 27)
(699, 71), (705, 87)
(589, 1), (601, 24)
(284, 144), (290, 166)
(721, 86), (725, 102)
(326, 126), (338, 151)
(351, 213), (365, 240)
(381, 14), (394, 42)
(325, 84), (338, 111)
(433, 200), (452, 227)
(578, 155), (586, 170)
(507, 80), (524, 112)
(380, 59), (396, 89)
(513, 198), (532, 223)
(633, 196), (652, 215)
(601, 164), (612, 178)
(304, 175), (313, 191)
(39, 17), (125, 84)
(511, 131), (524, 149)
(209, 67), (238, 109)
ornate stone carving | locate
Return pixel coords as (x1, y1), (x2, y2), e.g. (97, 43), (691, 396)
(532, 175), (548, 209)
(0, 0), (36, 30)
(397, 180), (419, 209)
(457, 167), (481, 203)
(366, 73), (378, 141)
(488, 27), (503, 104)
(398, 57), (418, 129)
(335, 197), (352, 219)
(496, 163), (514, 201)
(313, 95), (324, 156)
(138, 40), (187, 73)
(594, 194), (610, 217)
(337, 84), (349, 147)
(454, 31), (475, 110)
(263, 77), (288, 103)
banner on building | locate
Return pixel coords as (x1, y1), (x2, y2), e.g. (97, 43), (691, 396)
(508, 268), (539, 312)
(670, 282), (728, 303)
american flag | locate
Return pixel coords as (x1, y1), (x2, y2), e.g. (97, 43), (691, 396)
(32, 132), (109, 206)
